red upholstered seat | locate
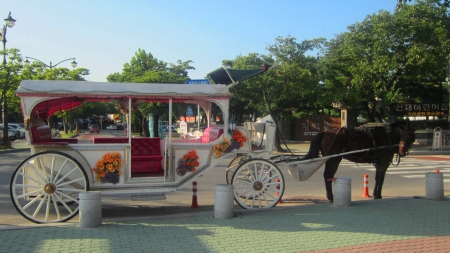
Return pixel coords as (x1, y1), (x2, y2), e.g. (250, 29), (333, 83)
(131, 138), (163, 173)
(31, 125), (78, 146)
(201, 127), (224, 143)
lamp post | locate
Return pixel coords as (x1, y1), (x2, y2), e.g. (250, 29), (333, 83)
(24, 57), (77, 69)
(0, 12), (16, 148)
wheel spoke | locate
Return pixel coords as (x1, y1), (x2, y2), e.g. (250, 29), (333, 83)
(18, 172), (45, 186)
(52, 159), (69, 183)
(54, 167), (80, 185)
(38, 157), (50, 182)
(51, 194), (62, 220)
(53, 193), (76, 215)
(33, 194), (48, 217)
(22, 193), (44, 210)
(56, 177), (85, 188)
(27, 163), (48, 184)
(45, 193), (51, 221)
(16, 189), (43, 199)
(55, 190), (80, 204)
(56, 188), (86, 193)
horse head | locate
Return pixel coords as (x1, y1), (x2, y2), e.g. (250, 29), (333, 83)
(391, 120), (416, 157)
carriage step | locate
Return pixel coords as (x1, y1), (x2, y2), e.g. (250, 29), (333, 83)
(131, 193), (166, 201)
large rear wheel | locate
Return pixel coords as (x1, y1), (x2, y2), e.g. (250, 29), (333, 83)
(10, 151), (89, 223)
(231, 159), (284, 209)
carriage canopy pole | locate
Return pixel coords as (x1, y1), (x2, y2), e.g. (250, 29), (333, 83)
(128, 98), (131, 142)
(278, 144), (400, 165)
(168, 98), (172, 178)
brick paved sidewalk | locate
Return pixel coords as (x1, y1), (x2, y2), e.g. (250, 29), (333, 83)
(0, 198), (449, 252)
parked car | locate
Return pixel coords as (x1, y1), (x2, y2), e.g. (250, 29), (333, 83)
(0, 125), (17, 141)
(106, 125), (117, 130)
(7, 123), (25, 139)
(89, 124), (100, 134)
(163, 125), (177, 132)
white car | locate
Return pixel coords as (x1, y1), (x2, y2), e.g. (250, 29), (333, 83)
(7, 123), (26, 139)
(106, 125), (118, 130)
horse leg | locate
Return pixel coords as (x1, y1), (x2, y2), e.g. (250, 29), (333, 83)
(323, 158), (341, 203)
(373, 164), (388, 199)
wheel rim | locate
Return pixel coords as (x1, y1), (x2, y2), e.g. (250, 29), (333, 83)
(231, 159), (284, 209)
(10, 151), (89, 223)
(226, 155), (244, 184)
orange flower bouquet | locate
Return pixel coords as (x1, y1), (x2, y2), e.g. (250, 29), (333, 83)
(92, 152), (123, 184)
(212, 130), (247, 157)
(177, 150), (200, 176)
(212, 138), (231, 157)
(231, 129), (247, 147)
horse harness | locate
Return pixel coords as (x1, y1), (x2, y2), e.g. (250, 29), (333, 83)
(331, 125), (402, 166)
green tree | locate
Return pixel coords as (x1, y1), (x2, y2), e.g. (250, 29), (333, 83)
(107, 49), (195, 136)
(225, 36), (325, 151)
(319, 0), (450, 122)
(0, 48), (22, 147)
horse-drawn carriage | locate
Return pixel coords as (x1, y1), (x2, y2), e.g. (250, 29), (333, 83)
(10, 68), (416, 223)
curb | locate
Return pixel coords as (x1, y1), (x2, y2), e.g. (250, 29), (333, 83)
(0, 147), (30, 154)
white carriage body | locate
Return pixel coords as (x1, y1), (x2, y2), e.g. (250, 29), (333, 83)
(17, 80), (276, 196)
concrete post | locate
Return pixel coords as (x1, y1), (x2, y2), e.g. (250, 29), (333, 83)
(79, 191), (102, 228)
(426, 172), (445, 200)
(333, 178), (352, 207)
(214, 184), (235, 219)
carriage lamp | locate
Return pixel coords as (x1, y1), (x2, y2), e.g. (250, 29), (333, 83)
(228, 115), (236, 134)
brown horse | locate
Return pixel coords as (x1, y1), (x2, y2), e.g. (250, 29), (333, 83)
(303, 121), (415, 202)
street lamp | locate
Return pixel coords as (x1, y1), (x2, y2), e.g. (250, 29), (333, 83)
(0, 12), (16, 148)
(24, 57), (77, 69)
(0, 12), (16, 64)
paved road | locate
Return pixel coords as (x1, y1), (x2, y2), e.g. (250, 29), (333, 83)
(2, 139), (450, 226)
(0, 136), (450, 225)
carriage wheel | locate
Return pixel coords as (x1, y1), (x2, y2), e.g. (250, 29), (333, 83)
(10, 151), (89, 223)
(231, 159), (284, 209)
(226, 155), (245, 184)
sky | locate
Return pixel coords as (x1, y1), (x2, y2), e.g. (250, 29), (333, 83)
(1, 0), (397, 82)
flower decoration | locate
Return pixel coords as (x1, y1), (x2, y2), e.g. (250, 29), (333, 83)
(231, 129), (247, 147)
(92, 152), (123, 184)
(176, 150), (200, 176)
(212, 138), (231, 157)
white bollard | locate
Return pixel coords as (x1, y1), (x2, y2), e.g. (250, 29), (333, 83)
(426, 172), (445, 200)
(214, 184), (235, 219)
(333, 178), (352, 207)
(79, 191), (102, 228)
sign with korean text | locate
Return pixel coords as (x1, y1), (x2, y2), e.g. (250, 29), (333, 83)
(394, 103), (448, 116)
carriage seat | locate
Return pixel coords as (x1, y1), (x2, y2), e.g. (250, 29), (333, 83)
(202, 127), (224, 143)
(31, 125), (78, 146)
(93, 137), (128, 144)
(131, 137), (163, 173)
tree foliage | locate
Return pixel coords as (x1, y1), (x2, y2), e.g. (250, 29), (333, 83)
(106, 48), (196, 136)
(319, 0), (450, 121)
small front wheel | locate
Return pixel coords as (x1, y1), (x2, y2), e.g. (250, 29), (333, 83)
(231, 159), (284, 209)
(10, 151), (89, 223)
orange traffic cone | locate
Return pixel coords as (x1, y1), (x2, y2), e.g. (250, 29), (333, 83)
(276, 179), (283, 204)
(190, 181), (199, 208)
(361, 174), (371, 198)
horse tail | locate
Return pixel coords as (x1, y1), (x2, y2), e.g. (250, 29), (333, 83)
(303, 132), (325, 160)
